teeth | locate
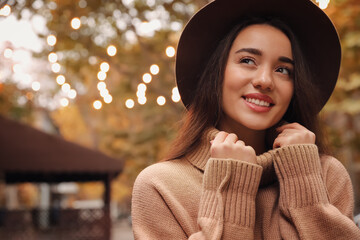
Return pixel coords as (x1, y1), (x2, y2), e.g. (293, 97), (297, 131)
(245, 98), (270, 107)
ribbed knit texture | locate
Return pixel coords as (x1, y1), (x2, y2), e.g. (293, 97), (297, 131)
(200, 159), (262, 227)
(273, 144), (329, 209)
(132, 128), (360, 239)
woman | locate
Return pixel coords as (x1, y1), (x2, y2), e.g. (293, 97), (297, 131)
(132, 0), (360, 239)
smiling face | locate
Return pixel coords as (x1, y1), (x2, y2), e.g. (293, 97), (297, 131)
(220, 24), (294, 132)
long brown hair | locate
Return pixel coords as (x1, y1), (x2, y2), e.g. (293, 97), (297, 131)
(166, 17), (327, 161)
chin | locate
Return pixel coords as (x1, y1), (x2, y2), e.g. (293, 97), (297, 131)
(244, 120), (278, 131)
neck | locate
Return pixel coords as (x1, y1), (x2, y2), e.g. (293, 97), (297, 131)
(218, 119), (267, 155)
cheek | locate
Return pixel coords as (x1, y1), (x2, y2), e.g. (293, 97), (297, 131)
(282, 82), (294, 105)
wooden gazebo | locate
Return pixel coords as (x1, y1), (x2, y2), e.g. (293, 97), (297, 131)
(0, 115), (124, 240)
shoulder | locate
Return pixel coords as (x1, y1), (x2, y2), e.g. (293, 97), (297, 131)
(319, 154), (355, 215)
(319, 154), (354, 200)
(319, 154), (350, 180)
(133, 159), (201, 192)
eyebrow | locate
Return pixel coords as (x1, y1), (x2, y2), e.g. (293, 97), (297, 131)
(235, 48), (294, 65)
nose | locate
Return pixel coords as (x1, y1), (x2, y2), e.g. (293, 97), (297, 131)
(251, 66), (274, 91)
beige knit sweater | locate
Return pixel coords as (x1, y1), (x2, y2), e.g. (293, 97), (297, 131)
(132, 129), (360, 239)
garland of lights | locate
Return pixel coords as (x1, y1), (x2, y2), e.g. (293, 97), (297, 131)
(47, 18), (180, 110)
(1, 0), (330, 110)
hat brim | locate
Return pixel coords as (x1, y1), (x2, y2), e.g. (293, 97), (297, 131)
(175, 0), (341, 113)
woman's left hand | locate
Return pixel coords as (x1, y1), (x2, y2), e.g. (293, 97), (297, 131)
(273, 122), (316, 149)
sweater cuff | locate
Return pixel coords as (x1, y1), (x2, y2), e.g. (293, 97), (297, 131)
(272, 144), (329, 208)
(199, 158), (262, 227)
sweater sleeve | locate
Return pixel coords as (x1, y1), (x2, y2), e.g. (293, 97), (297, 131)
(131, 158), (263, 240)
(272, 144), (360, 239)
(196, 158), (263, 239)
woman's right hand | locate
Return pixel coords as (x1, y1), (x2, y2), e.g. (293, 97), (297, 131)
(210, 131), (257, 164)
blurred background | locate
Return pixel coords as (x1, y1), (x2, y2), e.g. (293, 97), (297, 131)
(0, 0), (359, 239)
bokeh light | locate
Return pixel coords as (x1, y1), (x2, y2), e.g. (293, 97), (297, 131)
(60, 98), (69, 107)
(93, 100), (102, 110)
(48, 52), (58, 63)
(61, 83), (71, 93)
(142, 73), (152, 83)
(71, 17), (81, 29)
(100, 62), (110, 72)
(125, 99), (135, 109)
(68, 89), (77, 99)
(97, 82), (107, 91)
(32, 81), (41, 91)
(166, 46), (175, 57)
(56, 75), (66, 85)
(104, 95), (113, 104)
(137, 83), (147, 92)
(157, 96), (166, 106)
(138, 96), (147, 105)
(47, 35), (57, 46)
(97, 71), (107, 81)
(51, 63), (61, 73)
(0, 5), (11, 16)
(107, 45), (117, 56)
(172, 87), (181, 103)
(150, 64), (160, 75)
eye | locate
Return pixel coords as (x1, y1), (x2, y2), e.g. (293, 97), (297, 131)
(240, 58), (256, 65)
(276, 67), (292, 76)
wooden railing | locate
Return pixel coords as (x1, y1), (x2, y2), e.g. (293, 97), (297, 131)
(0, 208), (111, 240)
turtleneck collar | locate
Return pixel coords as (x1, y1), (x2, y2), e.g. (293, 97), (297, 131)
(185, 127), (277, 187)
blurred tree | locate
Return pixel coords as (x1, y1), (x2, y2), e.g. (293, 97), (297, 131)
(1, 0), (360, 213)
(322, 0), (360, 211)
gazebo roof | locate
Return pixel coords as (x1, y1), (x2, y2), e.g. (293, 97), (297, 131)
(0, 115), (124, 183)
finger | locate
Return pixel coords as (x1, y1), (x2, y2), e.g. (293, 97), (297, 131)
(235, 140), (245, 146)
(224, 133), (238, 143)
(273, 137), (283, 149)
(213, 131), (228, 144)
(276, 122), (305, 132)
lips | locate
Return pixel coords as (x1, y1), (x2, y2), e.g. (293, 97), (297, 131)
(243, 93), (274, 107)
(242, 93), (274, 113)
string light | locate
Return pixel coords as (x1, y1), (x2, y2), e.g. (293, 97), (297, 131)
(61, 83), (71, 93)
(125, 99), (135, 109)
(32, 81), (41, 91)
(150, 64), (160, 75)
(142, 73), (152, 83)
(47, 35), (57, 46)
(107, 45), (117, 56)
(60, 98), (69, 107)
(100, 62), (110, 72)
(157, 96), (166, 106)
(51, 63), (61, 73)
(0, 5), (11, 16)
(100, 88), (109, 98)
(316, 0), (330, 9)
(93, 100), (102, 110)
(104, 95), (113, 104)
(71, 17), (81, 29)
(97, 71), (107, 81)
(48, 52), (58, 63)
(97, 82), (107, 91)
(68, 89), (77, 99)
(172, 87), (181, 103)
(56, 75), (66, 85)
(166, 46), (175, 57)
(138, 96), (147, 105)
(137, 83), (147, 92)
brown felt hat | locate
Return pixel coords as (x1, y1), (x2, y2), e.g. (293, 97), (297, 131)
(175, 0), (341, 113)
